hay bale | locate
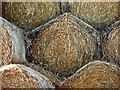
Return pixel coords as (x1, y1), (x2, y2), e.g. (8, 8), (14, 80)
(0, 17), (26, 67)
(102, 21), (120, 65)
(24, 62), (61, 86)
(2, 2), (60, 32)
(0, 64), (54, 88)
(0, 20), (12, 67)
(69, 2), (119, 30)
(30, 13), (98, 78)
(59, 61), (120, 88)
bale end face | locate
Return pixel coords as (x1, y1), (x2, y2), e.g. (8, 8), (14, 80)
(0, 64), (54, 88)
(60, 61), (120, 88)
(69, 2), (119, 30)
(2, 2), (60, 32)
(102, 21), (120, 65)
(0, 24), (12, 67)
(0, 17), (27, 67)
(31, 13), (97, 78)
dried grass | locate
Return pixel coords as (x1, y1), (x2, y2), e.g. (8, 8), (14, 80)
(31, 13), (97, 78)
(2, 2), (60, 32)
(60, 61), (120, 88)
